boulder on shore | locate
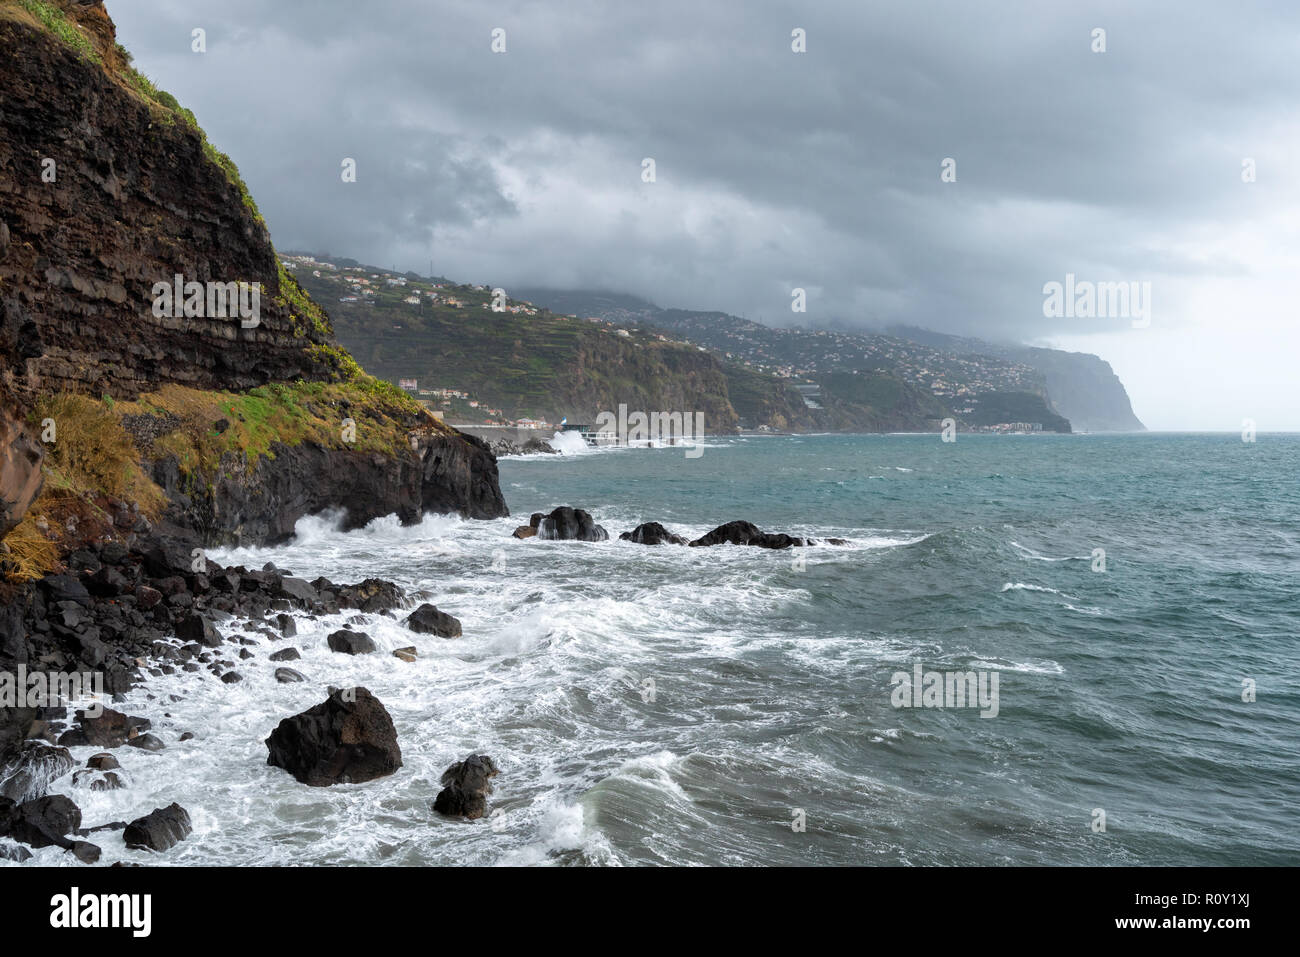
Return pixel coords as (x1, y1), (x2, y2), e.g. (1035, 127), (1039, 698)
(619, 522), (688, 546)
(123, 803), (192, 852)
(327, 629), (376, 655)
(56, 707), (149, 748)
(536, 506), (608, 542)
(265, 687), (402, 786)
(0, 793), (80, 848)
(432, 754), (499, 820)
(405, 603), (462, 638)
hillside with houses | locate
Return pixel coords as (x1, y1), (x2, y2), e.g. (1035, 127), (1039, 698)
(284, 254), (1076, 434)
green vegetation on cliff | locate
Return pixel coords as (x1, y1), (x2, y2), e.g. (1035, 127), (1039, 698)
(15, 0), (96, 60)
(118, 380), (433, 476)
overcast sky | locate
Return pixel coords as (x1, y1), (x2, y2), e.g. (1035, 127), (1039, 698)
(109, 0), (1299, 430)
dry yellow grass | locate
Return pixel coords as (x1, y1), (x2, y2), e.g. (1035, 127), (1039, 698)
(1, 393), (167, 580)
(36, 393), (165, 511)
(1, 511), (57, 580)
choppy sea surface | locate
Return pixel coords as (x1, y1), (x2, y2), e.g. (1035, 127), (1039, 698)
(10, 433), (1299, 865)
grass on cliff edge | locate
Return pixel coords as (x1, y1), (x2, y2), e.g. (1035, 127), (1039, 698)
(11, 0), (99, 62)
(2, 394), (168, 582)
(116, 378), (439, 476)
(1, 379), (438, 581)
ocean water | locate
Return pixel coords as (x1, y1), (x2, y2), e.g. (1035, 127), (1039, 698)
(9, 433), (1298, 866)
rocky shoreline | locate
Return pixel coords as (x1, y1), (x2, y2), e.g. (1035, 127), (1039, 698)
(482, 435), (560, 458)
(0, 516), (512, 862)
(0, 496), (855, 864)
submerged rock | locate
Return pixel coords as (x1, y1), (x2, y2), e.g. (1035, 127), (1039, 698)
(405, 603), (462, 638)
(72, 769), (124, 792)
(123, 803), (192, 852)
(432, 754), (499, 820)
(619, 522), (688, 546)
(265, 687), (402, 786)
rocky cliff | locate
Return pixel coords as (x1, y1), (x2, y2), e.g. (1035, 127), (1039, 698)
(0, 0), (506, 554)
(887, 327), (1145, 432)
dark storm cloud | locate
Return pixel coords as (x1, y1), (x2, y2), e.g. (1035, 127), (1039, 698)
(109, 0), (1299, 341)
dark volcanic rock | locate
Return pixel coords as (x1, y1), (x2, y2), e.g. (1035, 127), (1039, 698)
(123, 803), (192, 852)
(39, 575), (91, 606)
(142, 541), (198, 579)
(176, 613), (222, 648)
(404, 603), (462, 638)
(335, 578), (404, 613)
(268, 647), (300, 662)
(0, 794), (80, 848)
(276, 577), (317, 604)
(688, 521), (810, 549)
(265, 687), (402, 786)
(274, 667), (306, 684)
(327, 629), (376, 655)
(57, 707), (139, 748)
(86, 753), (121, 771)
(69, 840), (101, 864)
(688, 520), (762, 547)
(748, 532), (805, 549)
(619, 522), (688, 546)
(432, 754), (499, 820)
(85, 565), (129, 597)
(134, 585), (163, 610)
(537, 506), (608, 542)
(152, 433), (508, 548)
